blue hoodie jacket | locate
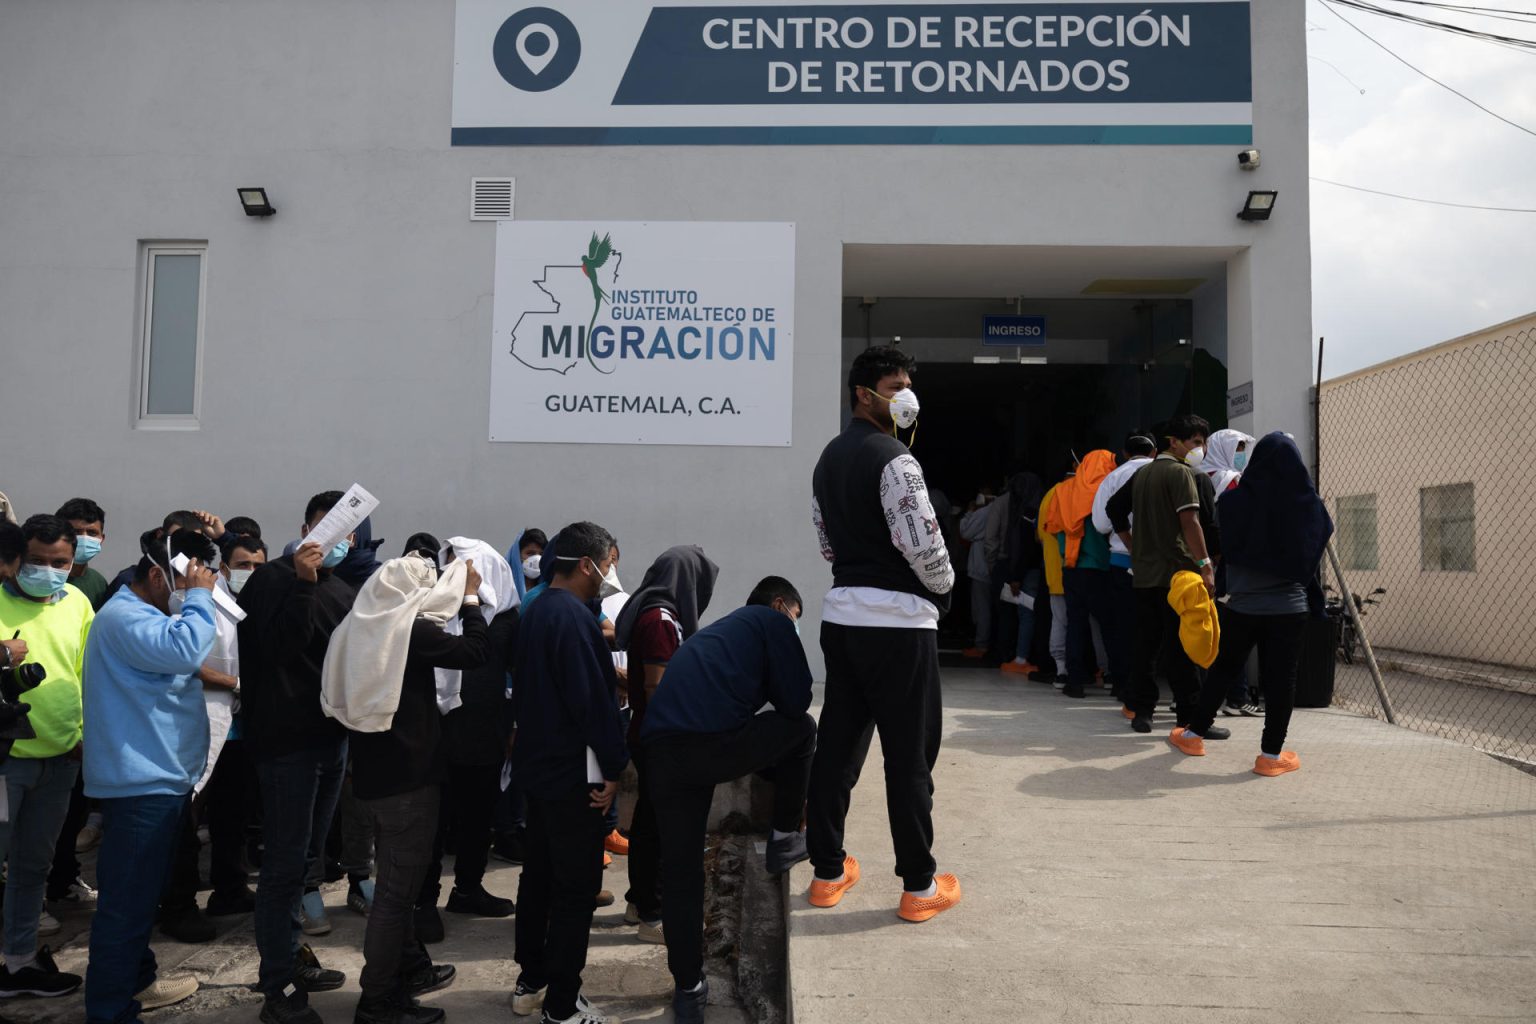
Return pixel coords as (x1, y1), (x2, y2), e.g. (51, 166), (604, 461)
(82, 586), (217, 799)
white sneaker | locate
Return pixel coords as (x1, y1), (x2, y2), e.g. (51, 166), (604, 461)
(510, 979), (546, 1016)
(52, 877), (97, 905)
(75, 821), (104, 854)
(37, 911), (62, 936)
(637, 919), (664, 944)
(622, 901), (642, 925)
(135, 974), (199, 1010)
(541, 995), (621, 1024)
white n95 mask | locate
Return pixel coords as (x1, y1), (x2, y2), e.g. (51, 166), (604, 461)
(888, 388), (920, 430)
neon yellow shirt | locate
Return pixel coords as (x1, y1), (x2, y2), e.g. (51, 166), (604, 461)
(0, 582), (93, 758)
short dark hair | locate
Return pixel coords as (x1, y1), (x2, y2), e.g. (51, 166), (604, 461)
(21, 514), (76, 550)
(56, 498), (105, 527)
(0, 522), (24, 565)
(225, 516), (262, 539)
(1166, 414), (1211, 443)
(222, 534), (267, 562)
(305, 491), (345, 526)
(549, 521), (614, 577)
(520, 528), (547, 550)
(163, 510), (203, 533)
(847, 345), (917, 408)
(1123, 430), (1157, 458)
(137, 530), (218, 584)
(747, 576), (802, 611)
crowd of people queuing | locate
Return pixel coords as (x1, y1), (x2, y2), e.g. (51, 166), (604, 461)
(938, 391), (1335, 767)
(0, 344), (1332, 1024)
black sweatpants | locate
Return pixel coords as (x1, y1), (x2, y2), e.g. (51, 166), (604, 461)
(205, 738), (256, 897)
(1188, 609), (1307, 754)
(647, 712), (816, 990)
(514, 787), (607, 1020)
(421, 761), (501, 905)
(1126, 587), (1204, 722)
(807, 622), (941, 892)
(624, 751), (661, 922)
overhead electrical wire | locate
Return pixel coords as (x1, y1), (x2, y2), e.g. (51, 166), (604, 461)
(1312, 176), (1536, 212)
(1376, 1), (1536, 27)
(1328, 0), (1536, 44)
(1320, 1), (1536, 138)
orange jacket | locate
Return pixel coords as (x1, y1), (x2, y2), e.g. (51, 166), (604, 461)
(1043, 450), (1116, 568)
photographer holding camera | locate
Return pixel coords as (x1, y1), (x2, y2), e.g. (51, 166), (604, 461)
(0, 515), (95, 1000)
(1, 520), (37, 760)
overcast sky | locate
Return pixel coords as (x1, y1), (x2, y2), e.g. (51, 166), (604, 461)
(1306, 0), (1536, 377)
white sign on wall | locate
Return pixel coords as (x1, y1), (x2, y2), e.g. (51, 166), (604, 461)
(488, 221), (795, 446)
(452, 0), (1253, 145)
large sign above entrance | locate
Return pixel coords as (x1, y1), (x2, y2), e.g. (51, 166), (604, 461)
(453, 1), (1253, 145)
(488, 221), (795, 447)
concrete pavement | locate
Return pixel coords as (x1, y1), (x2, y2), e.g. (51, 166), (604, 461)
(788, 669), (1536, 1024)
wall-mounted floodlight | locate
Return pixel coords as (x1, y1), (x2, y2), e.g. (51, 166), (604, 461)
(238, 187), (276, 218)
(1238, 190), (1277, 222)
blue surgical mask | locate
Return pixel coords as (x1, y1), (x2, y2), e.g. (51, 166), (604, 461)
(74, 536), (102, 564)
(793, 618), (801, 637)
(17, 564), (69, 599)
(1234, 452), (1249, 471)
(321, 540), (350, 569)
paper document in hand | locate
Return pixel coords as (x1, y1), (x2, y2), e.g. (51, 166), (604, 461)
(999, 584), (1034, 612)
(171, 553), (247, 623)
(301, 483), (379, 555)
(586, 747), (603, 785)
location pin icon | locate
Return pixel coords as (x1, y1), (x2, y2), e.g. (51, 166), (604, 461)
(516, 24), (559, 76)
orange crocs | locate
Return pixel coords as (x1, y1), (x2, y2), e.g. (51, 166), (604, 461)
(1169, 727), (1206, 756)
(808, 856), (861, 908)
(999, 661), (1037, 676)
(1253, 751), (1300, 776)
(604, 830), (630, 856)
(898, 874), (962, 923)
(1121, 706), (1136, 720)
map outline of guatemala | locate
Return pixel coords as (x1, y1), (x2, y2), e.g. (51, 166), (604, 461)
(509, 244), (624, 375)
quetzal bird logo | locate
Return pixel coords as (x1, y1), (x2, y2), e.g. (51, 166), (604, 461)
(580, 232), (614, 374)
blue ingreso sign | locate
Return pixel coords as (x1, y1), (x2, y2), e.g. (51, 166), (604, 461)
(983, 315), (1047, 346)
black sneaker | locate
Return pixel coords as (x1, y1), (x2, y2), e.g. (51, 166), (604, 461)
(159, 904), (217, 943)
(765, 831), (808, 875)
(445, 885), (514, 918)
(491, 831), (527, 865)
(296, 944), (346, 993)
(261, 990), (322, 1024)
(1028, 670), (1056, 684)
(355, 991), (445, 1024)
(414, 904), (445, 944)
(1202, 725), (1232, 741)
(0, 947), (81, 998)
(1130, 714), (1153, 734)
(1061, 682), (1087, 699)
(673, 977), (710, 1024)
(207, 886), (257, 917)
(405, 962), (457, 997)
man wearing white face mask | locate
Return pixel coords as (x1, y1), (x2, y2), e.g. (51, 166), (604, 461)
(809, 345), (961, 924)
(237, 491), (361, 1024)
(0, 515), (94, 999)
(82, 529), (220, 1021)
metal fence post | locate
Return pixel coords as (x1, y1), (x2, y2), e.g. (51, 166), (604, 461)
(1324, 539), (1397, 725)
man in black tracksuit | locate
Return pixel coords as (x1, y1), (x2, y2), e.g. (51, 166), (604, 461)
(806, 346), (962, 924)
(238, 491), (359, 1024)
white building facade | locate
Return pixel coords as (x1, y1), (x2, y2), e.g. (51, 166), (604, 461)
(0, 1), (1312, 657)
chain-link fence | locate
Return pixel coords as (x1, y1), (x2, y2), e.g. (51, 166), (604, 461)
(1316, 322), (1536, 768)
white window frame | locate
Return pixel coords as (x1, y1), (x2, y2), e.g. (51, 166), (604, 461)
(136, 242), (208, 430)
(1336, 493), (1379, 572)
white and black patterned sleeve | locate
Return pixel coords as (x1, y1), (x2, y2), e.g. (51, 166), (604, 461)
(878, 455), (955, 595)
(812, 496), (835, 563)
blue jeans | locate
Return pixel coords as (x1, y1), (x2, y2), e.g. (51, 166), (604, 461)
(1014, 570), (1041, 662)
(0, 755), (80, 959)
(254, 739), (347, 999)
(85, 794), (187, 1024)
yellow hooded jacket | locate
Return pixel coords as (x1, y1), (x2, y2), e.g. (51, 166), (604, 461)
(1167, 571), (1220, 669)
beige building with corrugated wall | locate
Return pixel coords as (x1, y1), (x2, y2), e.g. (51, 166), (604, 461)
(1319, 312), (1536, 670)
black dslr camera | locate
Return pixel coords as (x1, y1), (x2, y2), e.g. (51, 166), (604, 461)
(0, 661), (41, 760)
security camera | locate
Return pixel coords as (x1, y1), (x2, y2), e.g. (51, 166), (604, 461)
(1238, 149), (1261, 170)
